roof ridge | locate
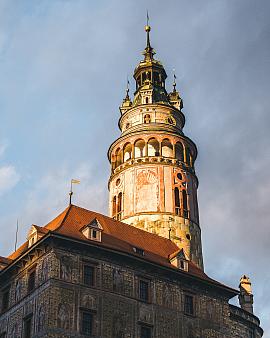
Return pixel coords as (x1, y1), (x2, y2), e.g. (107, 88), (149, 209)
(51, 204), (73, 231)
(44, 204), (71, 231)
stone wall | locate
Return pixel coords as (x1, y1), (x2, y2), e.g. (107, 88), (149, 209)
(0, 240), (263, 337)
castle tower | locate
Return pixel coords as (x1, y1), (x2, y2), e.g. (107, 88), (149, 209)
(108, 24), (203, 270)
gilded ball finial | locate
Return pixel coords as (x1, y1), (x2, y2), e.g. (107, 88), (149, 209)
(145, 25), (151, 32)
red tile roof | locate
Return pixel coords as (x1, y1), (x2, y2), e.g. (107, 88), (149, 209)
(4, 204), (237, 295)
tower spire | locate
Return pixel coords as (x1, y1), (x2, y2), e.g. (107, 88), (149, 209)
(143, 12), (155, 61)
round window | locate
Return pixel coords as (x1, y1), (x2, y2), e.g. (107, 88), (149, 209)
(186, 234), (191, 240)
(177, 173), (182, 180)
(166, 116), (175, 125)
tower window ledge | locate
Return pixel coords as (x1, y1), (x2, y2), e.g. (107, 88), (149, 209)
(165, 159), (173, 164)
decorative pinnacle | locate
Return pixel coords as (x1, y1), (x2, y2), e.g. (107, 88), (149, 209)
(173, 69), (177, 92)
(125, 77), (130, 100)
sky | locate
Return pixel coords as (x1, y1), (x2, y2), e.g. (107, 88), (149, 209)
(0, 0), (269, 335)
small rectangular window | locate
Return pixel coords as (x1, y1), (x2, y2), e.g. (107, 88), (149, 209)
(139, 280), (149, 302)
(1, 287), (10, 312)
(184, 294), (194, 315)
(140, 325), (152, 338)
(83, 265), (95, 286)
(23, 315), (32, 338)
(133, 247), (144, 256)
(81, 311), (93, 336)
(28, 269), (36, 293)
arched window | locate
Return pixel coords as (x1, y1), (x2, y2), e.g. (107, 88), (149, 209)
(117, 192), (122, 220)
(182, 190), (188, 218)
(144, 114), (151, 124)
(153, 72), (159, 85)
(186, 147), (191, 166)
(174, 187), (180, 215)
(142, 72), (146, 83)
(148, 138), (160, 156)
(175, 142), (184, 161)
(115, 148), (122, 167)
(134, 139), (146, 158)
(123, 143), (132, 162)
(190, 153), (193, 167)
(145, 97), (149, 104)
(112, 196), (117, 217)
(161, 139), (173, 157)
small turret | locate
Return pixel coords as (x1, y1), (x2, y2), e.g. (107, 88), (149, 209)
(168, 72), (183, 110)
(238, 275), (254, 314)
(120, 80), (132, 114)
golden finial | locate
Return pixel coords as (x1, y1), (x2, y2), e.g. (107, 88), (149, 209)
(143, 11), (155, 60)
(145, 10), (151, 44)
(145, 10), (150, 31)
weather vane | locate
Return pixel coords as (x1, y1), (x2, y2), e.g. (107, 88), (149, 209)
(146, 10), (149, 26)
(69, 179), (80, 205)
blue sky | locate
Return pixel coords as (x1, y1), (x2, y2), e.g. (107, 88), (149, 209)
(0, 0), (269, 335)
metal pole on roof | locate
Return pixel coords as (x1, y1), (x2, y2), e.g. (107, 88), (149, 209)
(69, 180), (73, 205)
(69, 179), (80, 205)
(168, 227), (172, 240)
(14, 219), (19, 251)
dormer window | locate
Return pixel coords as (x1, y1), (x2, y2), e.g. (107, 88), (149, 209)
(169, 249), (189, 272)
(27, 225), (45, 248)
(81, 218), (103, 242)
(179, 259), (188, 271)
(133, 247), (145, 256)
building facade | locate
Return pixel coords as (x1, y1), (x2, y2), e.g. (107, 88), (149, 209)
(0, 24), (263, 338)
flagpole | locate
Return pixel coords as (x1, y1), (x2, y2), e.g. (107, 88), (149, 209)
(69, 180), (73, 205)
(69, 179), (80, 205)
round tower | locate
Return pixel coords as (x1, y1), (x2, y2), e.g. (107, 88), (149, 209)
(108, 24), (203, 270)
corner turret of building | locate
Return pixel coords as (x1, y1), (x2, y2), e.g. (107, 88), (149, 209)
(238, 275), (254, 314)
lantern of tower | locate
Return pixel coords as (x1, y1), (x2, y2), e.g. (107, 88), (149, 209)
(108, 24), (203, 270)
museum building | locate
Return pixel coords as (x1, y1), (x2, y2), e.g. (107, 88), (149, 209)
(0, 24), (263, 338)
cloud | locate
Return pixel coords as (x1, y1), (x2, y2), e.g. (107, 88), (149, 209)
(0, 140), (8, 157)
(0, 140), (20, 195)
(15, 161), (107, 239)
(0, 165), (20, 196)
